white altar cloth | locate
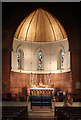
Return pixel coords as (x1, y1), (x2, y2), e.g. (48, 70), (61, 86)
(29, 88), (54, 90)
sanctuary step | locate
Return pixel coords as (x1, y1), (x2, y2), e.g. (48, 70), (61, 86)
(31, 106), (51, 109)
(28, 117), (57, 120)
(28, 109), (54, 116)
(28, 110), (56, 120)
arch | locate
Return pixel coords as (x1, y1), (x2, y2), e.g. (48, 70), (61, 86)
(34, 46), (46, 70)
(38, 50), (43, 69)
(17, 49), (24, 69)
(34, 46), (47, 56)
(56, 44), (65, 54)
(16, 43), (26, 55)
(60, 49), (64, 69)
(57, 45), (65, 70)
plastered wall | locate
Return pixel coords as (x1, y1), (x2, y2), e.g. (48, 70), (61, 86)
(12, 38), (70, 72)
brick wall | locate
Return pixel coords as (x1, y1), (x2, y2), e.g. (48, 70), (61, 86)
(10, 71), (72, 97)
(72, 49), (81, 97)
(2, 48), (10, 97)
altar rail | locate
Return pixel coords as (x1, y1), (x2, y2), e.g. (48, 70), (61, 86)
(29, 96), (53, 109)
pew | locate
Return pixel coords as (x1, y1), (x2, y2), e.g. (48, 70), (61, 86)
(55, 107), (81, 120)
(2, 106), (28, 120)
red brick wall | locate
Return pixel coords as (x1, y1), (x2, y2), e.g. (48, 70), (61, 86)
(72, 50), (81, 96)
(10, 71), (72, 97)
(10, 72), (30, 97)
(2, 48), (10, 97)
(51, 72), (72, 93)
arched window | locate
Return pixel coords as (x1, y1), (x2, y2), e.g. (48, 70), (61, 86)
(18, 50), (20, 69)
(38, 51), (43, 68)
(57, 49), (64, 70)
(17, 50), (24, 69)
(61, 50), (64, 69)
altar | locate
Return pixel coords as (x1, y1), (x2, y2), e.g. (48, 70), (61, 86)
(29, 88), (54, 96)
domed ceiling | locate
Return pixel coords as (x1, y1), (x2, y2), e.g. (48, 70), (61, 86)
(14, 8), (67, 42)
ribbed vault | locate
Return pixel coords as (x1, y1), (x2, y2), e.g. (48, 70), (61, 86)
(14, 8), (67, 42)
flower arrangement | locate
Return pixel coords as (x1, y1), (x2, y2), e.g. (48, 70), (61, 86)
(64, 92), (73, 106)
(67, 93), (73, 105)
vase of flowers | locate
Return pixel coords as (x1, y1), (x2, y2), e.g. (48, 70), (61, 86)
(64, 91), (73, 106)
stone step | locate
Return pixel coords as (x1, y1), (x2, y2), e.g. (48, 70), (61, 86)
(28, 111), (54, 117)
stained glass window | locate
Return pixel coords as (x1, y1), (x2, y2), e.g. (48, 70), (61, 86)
(61, 50), (64, 68)
(17, 50), (24, 69)
(17, 50), (21, 69)
(38, 51), (43, 68)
